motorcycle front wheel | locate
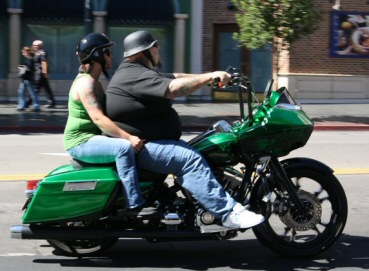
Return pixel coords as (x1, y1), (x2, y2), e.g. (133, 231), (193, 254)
(251, 166), (348, 258)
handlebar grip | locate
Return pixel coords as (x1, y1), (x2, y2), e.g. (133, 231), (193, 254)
(213, 77), (221, 84)
(207, 77), (223, 89)
(213, 77), (223, 88)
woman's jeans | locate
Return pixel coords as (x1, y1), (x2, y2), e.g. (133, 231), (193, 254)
(137, 140), (236, 221)
(18, 80), (40, 110)
(67, 135), (145, 208)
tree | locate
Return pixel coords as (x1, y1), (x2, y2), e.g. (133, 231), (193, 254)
(231, 0), (321, 85)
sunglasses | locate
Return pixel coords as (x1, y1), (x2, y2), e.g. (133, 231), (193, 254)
(103, 48), (112, 57)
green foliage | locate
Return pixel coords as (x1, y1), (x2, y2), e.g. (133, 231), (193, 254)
(232, 0), (321, 50)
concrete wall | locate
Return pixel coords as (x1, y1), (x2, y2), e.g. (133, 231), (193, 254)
(280, 74), (369, 100)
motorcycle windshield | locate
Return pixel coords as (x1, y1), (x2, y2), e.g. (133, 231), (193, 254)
(276, 88), (298, 105)
(269, 87), (299, 108)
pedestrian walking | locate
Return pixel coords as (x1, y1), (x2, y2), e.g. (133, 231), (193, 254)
(17, 46), (40, 111)
(32, 40), (56, 108)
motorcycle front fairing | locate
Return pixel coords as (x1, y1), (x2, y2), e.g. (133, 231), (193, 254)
(234, 88), (314, 157)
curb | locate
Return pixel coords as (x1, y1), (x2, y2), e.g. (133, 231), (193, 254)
(314, 124), (369, 131)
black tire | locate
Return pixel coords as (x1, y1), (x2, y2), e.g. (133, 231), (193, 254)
(251, 167), (348, 258)
(47, 238), (118, 257)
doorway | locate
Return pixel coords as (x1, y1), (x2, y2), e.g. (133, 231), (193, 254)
(213, 23), (272, 101)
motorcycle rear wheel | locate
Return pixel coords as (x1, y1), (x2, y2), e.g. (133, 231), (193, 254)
(251, 167), (348, 258)
(47, 238), (118, 257)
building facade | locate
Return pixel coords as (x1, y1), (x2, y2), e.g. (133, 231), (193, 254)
(1, 0), (369, 102)
(280, 1), (369, 100)
(203, 0), (369, 101)
(1, 0), (192, 102)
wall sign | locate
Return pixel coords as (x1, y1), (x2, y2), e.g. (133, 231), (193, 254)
(330, 11), (369, 57)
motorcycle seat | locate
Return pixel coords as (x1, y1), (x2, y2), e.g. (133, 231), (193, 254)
(70, 158), (115, 169)
(70, 158), (167, 180)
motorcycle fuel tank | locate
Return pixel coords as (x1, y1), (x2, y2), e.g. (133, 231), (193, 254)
(189, 126), (239, 167)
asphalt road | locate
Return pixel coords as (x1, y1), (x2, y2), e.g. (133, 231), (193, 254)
(0, 131), (368, 270)
(1, 131), (368, 180)
(1, 174), (368, 271)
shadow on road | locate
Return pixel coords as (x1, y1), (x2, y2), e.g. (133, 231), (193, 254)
(33, 233), (369, 270)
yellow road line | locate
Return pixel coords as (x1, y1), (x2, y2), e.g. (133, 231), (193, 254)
(0, 174), (45, 181)
(1, 168), (369, 181)
(333, 168), (369, 175)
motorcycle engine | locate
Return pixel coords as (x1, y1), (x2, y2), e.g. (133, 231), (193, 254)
(198, 210), (216, 225)
(159, 198), (217, 229)
(160, 198), (193, 228)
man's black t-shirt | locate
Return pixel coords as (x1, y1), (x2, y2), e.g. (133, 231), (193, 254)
(106, 61), (182, 140)
(33, 49), (48, 82)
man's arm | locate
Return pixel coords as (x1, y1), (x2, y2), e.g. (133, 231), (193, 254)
(41, 61), (48, 77)
(172, 73), (197, 78)
(165, 71), (230, 99)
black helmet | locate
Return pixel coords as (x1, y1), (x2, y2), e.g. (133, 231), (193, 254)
(123, 30), (157, 58)
(77, 33), (115, 65)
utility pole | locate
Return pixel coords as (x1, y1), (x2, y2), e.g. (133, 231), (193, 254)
(84, 0), (92, 35)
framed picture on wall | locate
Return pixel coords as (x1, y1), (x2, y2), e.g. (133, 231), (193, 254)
(330, 11), (369, 58)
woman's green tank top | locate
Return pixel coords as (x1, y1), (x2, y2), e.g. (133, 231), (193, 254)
(63, 74), (105, 151)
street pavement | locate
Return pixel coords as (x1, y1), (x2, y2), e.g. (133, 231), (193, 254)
(0, 100), (368, 133)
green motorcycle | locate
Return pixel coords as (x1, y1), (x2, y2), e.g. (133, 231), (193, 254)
(11, 67), (348, 258)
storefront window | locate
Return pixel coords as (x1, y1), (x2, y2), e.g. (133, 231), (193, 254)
(23, 24), (84, 79)
(250, 43), (273, 92)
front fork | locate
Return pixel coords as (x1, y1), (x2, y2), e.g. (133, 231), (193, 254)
(241, 156), (304, 211)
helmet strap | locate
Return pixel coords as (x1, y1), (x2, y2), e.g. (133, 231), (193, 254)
(144, 50), (156, 67)
(97, 48), (109, 78)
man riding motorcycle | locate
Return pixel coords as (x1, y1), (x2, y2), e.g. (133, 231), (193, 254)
(106, 30), (265, 228)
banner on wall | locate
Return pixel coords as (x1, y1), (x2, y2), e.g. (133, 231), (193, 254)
(330, 11), (369, 58)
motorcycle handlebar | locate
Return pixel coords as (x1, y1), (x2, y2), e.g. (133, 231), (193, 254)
(208, 77), (222, 89)
(208, 67), (246, 90)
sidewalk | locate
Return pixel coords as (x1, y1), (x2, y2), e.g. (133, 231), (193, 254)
(0, 101), (368, 133)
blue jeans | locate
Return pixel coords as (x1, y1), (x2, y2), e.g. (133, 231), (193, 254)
(137, 140), (236, 221)
(67, 135), (145, 208)
(18, 80), (40, 109)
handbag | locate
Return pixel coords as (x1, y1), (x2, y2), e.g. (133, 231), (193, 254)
(18, 65), (28, 79)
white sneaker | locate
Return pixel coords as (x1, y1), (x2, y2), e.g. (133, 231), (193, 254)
(223, 203), (265, 228)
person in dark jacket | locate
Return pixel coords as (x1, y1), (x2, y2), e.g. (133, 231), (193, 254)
(17, 46), (40, 111)
(32, 40), (56, 108)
